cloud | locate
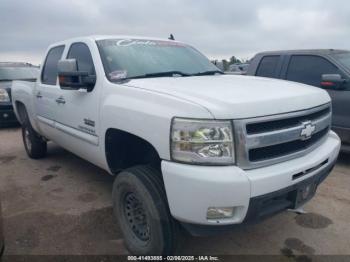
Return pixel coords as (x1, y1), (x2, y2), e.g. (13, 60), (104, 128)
(1, 0), (350, 64)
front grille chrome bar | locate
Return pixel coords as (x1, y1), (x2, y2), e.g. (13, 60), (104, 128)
(246, 113), (331, 149)
(234, 103), (331, 170)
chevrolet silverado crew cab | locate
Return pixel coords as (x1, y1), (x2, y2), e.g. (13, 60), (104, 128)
(11, 36), (340, 255)
(247, 49), (350, 152)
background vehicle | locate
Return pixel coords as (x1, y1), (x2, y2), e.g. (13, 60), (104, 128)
(247, 50), (350, 151)
(0, 63), (38, 127)
(11, 36), (340, 255)
(227, 63), (250, 75)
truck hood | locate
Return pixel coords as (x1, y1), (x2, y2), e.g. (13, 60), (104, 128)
(124, 75), (330, 119)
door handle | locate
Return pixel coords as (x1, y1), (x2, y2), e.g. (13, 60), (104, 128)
(55, 96), (66, 104)
(36, 92), (42, 98)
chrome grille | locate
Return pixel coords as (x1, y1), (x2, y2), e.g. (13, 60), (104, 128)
(234, 103), (332, 169)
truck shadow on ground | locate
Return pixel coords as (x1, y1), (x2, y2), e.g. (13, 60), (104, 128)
(4, 207), (126, 255)
(1, 139), (127, 255)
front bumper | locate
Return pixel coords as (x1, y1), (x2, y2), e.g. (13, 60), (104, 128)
(161, 131), (340, 229)
(0, 104), (18, 126)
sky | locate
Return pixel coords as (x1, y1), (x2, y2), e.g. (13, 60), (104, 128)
(1, 0), (350, 64)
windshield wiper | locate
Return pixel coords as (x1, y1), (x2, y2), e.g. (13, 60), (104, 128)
(125, 71), (190, 80)
(191, 70), (224, 76)
(111, 70), (223, 81)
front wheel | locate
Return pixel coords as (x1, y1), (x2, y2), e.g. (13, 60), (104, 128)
(22, 115), (47, 159)
(112, 166), (178, 255)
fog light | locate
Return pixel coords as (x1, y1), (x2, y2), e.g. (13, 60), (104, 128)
(207, 207), (234, 220)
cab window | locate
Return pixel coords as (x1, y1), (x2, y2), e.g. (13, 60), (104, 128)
(256, 56), (280, 78)
(67, 43), (96, 76)
(41, 45), (65, 85)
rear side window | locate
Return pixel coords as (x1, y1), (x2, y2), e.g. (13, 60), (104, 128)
(67, 43), (96, 75)
(41, 46), (65, 85)
(286, 55), (340, 87)
(256, 56), (280, 78)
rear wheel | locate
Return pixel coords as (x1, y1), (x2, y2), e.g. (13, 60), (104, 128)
(112, 166), (178, 255)
(21, 111), (47, 159)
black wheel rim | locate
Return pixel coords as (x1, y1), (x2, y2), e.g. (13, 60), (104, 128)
(123, 192), (150, 242)
(24, 128), (32, 152)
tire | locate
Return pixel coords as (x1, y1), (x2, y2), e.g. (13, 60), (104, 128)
(112, 166), (178, 255)
(21, 111), (47, 159)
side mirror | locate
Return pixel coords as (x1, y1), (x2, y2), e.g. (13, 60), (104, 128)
(321, 74), (347, 90)
(58, 59), (96, 91)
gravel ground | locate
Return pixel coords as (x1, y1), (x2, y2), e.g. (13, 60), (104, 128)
(0, 127), (349, 257)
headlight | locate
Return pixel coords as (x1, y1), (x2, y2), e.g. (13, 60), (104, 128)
(171, 118), (234, 165)
(0, 89), (10, 103)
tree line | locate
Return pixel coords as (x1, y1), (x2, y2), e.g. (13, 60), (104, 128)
(211, 56), (249, 71)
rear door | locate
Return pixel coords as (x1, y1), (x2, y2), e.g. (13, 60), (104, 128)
(283, 55), (350, 134)
(36, 45), (65, 138)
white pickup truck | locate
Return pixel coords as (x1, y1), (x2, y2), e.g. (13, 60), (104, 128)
(12, 35), (340, 255)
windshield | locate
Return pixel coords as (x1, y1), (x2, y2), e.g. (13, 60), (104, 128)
(97, 39), (220, 80)
(0, 67), (39, 81)
(331, 52), (350, 70)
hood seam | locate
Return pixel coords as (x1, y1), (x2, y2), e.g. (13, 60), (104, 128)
(121, 83), (216, 119)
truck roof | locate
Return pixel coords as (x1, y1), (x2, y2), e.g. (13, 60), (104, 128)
(50, 35), (185, 47)
(91, 35), (178, 41)
(255, 49), (350, 56)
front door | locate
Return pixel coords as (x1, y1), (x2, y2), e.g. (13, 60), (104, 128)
(327, 87), (350, 141)
(53, 42), (101, 164)
(284, 54), (349, 132)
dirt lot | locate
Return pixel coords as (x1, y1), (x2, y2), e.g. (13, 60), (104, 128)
(0, 127), (350, 257)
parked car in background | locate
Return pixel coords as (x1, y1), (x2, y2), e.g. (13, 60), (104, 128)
(0, 62), (39, 127)
(227, 63), (250, 75)
(247, 49), (350, 152)
(12, 36), (340, 254)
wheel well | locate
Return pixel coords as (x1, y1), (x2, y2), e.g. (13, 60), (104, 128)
(15, 101), (27, 124)
(105, 129), (161, 175)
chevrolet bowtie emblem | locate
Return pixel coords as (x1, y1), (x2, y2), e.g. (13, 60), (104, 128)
(300, 121), (316, 140)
